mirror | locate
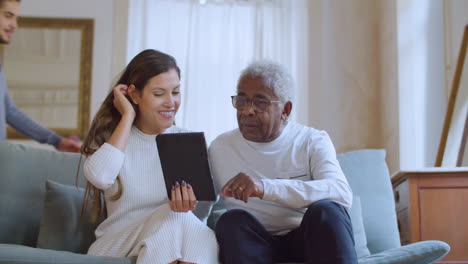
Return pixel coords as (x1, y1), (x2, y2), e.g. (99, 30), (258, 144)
(436, 24), (468, 167)
(4, 17), (93, 139)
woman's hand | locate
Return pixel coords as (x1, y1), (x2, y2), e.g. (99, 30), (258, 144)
(107, 84), (136, 152)
(113, 84), (135, 118)
(168, 180), (198, 212)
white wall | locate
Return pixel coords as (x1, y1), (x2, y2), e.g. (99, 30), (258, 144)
(306, 0), (448, 174)
(378, 0), (400, 174)
(397, 0), (446, 169)
(307, 0), (382, 155)
(112, 0), (129, 82)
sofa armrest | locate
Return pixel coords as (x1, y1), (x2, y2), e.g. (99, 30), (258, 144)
(357, 241), (450, 264)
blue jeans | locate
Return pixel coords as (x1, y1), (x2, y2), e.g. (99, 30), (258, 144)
(215, 200), (358, 264)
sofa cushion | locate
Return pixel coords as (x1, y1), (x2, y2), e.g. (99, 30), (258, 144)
(348, 196), (371, 258)
(357, 240), (450, 264)
(0, 142), (86, 247)
(36, 180), (99, 254)
(337, 149), (401, 254)
(0, 244), (135, 264)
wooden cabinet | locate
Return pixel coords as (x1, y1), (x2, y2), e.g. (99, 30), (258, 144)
(391, 168), (468, 264)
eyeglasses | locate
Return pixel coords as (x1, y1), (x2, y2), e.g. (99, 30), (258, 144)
(231, 95), (281, 112)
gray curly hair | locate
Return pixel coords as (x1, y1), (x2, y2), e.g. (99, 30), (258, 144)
(237, 60), (294, 103)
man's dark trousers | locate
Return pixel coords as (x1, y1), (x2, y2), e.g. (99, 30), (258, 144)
(215, 200), (358, 264)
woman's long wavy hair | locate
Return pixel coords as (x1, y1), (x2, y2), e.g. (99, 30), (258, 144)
(80, 49), (180, 223)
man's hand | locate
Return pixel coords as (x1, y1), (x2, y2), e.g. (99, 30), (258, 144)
(57, 137), (81, 153)
(221, 172), (264, 203)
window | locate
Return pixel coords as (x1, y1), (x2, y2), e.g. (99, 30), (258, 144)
(128, 0), (308, 143)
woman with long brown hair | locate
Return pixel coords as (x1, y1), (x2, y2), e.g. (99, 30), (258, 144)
(81, 49), (218, 264)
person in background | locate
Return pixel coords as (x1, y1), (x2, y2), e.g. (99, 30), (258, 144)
(0, 0), (81, 152)
(209, 60), (357, 264)
(81, 49), (218, 264)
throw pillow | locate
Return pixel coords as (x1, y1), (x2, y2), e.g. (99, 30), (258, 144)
(337, 149), (400, 254)
(348, 196), (371, 258)
(36, 180), (99, 254)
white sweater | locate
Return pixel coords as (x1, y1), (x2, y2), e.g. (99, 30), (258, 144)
(209, 122), (353, 235)
(84, 125), (188, 238)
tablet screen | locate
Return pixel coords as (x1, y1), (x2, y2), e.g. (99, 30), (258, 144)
(156, 132), (216, 201)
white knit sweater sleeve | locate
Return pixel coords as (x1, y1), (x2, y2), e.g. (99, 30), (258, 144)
(84, 142), (125, 190)
(262, 131), (353, 210)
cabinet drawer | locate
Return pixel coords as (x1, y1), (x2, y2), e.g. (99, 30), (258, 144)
(397, 208), (410, 245)
(394, 180), (409, 212)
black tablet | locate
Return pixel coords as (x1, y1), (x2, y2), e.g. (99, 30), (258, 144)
(156, 132), (216, 201)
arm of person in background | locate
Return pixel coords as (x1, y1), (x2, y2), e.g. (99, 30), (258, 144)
(4, 91), (81, 152)
(219, 132), (353, 210)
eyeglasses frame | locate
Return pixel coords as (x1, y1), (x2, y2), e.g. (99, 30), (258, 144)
(231, 95), (282, 112)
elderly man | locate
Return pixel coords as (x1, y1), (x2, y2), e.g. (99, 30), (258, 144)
(209, 60), (357, 264)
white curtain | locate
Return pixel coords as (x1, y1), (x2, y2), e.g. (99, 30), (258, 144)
(127, 0), (309, 143)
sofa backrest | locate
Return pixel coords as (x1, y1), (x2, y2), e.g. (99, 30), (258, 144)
(0, 142), (401, 255)
(0, 142), (86, 247)
(337, 149), (401, 254)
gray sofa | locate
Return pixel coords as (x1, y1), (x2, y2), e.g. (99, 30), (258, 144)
(0, 141), (450, 264)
